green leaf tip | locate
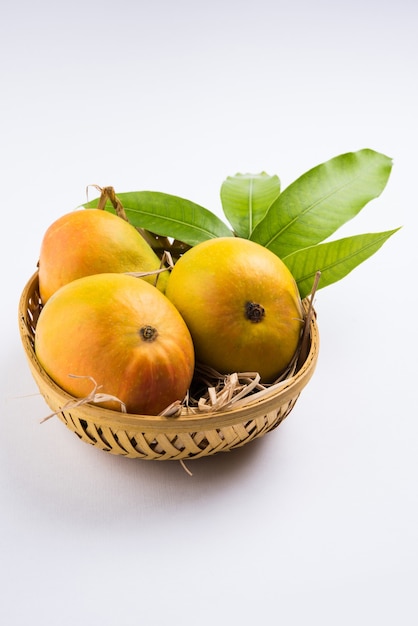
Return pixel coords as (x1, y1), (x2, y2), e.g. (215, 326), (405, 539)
(220, 172), (281, 238)
(284, 227), (401, 299)
(250, 148), (393, 258)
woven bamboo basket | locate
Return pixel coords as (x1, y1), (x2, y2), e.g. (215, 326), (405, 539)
(18, 271), (319, 461)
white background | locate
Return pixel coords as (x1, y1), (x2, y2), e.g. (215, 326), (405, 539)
(1, 1), (417, 624)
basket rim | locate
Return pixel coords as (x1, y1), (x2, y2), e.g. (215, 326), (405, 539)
(19, 271), (319, 433)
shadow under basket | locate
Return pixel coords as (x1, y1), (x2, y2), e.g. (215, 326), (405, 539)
(18, 272), (320, 461)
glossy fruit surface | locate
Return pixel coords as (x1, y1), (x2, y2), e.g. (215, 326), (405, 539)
(35, 273), (195, 415)
(165, 237), (304, 382)
(38, 209), (168, 303)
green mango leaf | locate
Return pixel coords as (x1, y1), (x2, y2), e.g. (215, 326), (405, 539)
(84, 190), (233, 247)
(220, 172), (281, 238)
(250, 149), (393, 258)
(283, 228), (400, 299)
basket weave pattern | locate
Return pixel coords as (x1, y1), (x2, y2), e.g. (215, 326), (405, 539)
(19, 272), (319, 460)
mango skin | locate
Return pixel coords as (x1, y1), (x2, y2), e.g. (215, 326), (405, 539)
(34, 273), (195, 415)
(38, 209), (168, 303)
(166, 237), (304, 382)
